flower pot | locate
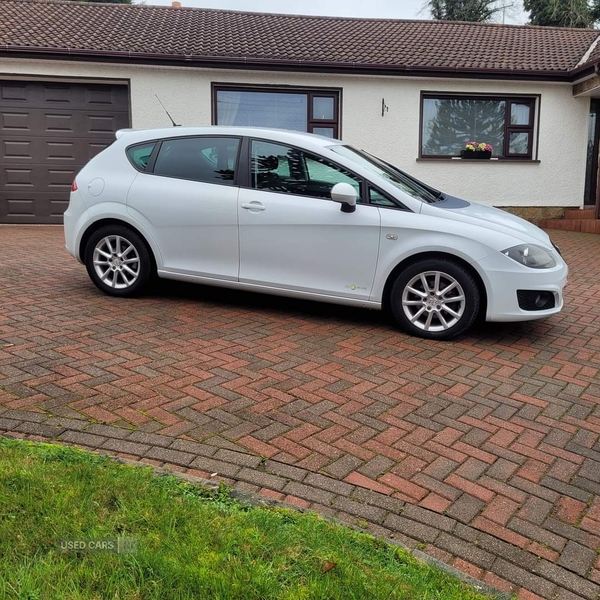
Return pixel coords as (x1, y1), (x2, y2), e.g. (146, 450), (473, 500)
(460, 150), (492, 160)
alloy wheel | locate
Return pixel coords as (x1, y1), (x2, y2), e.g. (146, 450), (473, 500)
(92, 235), (140, 289)
(401, 270), (466, 332)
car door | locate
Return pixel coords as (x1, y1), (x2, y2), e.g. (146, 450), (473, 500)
(237, 139), (381, 300)
(127, 136), (240, 280)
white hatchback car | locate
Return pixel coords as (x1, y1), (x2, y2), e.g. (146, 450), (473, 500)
(64, 126), (567, 340)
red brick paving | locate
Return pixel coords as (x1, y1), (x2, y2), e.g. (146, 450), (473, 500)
(1, 226), (600, 600)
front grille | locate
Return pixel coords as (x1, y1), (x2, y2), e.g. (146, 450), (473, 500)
(517, 290), (556, 311)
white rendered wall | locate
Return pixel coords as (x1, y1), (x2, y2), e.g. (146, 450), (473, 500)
(0, 57), (590, 207)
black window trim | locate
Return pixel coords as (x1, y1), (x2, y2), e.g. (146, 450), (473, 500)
(212, 83), (342, 139)
(129, 134), (244, 187)
(419, 92), (540, 161)
(146, 141), (161, 173)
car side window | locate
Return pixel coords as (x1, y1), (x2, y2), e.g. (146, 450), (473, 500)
(251, 140), (361, 200)
(127, 142), (156, 172)
(369, 187), (399, 208)
(153, 137), (240, 185)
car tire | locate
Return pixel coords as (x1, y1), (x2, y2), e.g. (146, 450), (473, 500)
(85, 225), (152, 297)
(390, 258), (480, 340)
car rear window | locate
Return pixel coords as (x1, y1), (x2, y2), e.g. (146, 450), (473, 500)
(127, 142), (156, 172)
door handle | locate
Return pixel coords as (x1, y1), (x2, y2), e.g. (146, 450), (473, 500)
(241, 202), (266, 212)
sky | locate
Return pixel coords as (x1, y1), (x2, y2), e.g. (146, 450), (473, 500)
(145, 0), (528, 24)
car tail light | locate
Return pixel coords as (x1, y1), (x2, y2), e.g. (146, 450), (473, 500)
(71, 179), (78, 192)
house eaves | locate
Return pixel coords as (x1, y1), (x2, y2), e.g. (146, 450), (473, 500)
(0, 46), (590, 84)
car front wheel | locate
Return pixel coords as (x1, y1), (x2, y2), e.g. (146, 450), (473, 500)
(85, 225), (152, 297)
(390, 259), (480, 340)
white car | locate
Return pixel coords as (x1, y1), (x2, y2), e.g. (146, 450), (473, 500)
(64, 126), (568, 340)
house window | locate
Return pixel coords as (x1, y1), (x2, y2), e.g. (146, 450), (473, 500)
(421, 95), (536, 159)
(214, 87), (340, 138)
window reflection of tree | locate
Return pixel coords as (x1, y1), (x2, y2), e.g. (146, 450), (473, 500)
(509, 133), (529, 155)
(424, 99), (506, 157)
(214, 169), (234, 181)
(252, 146), (359, 198)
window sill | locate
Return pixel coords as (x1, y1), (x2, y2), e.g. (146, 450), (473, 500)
(416, 157), (541, 164)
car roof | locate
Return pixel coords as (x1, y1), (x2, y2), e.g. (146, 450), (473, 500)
(116, 126), (340, 149)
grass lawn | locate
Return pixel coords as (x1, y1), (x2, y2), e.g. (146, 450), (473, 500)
(0, 436), (493, 599)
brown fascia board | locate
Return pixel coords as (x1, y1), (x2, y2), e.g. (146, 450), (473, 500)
(0, 45), (593, 83)
(570, 60), (600, 83)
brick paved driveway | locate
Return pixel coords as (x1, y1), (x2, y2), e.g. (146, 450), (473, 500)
(1, 225), (599, 599)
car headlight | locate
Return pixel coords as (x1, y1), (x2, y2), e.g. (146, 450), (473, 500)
(502, 244), (556, 269)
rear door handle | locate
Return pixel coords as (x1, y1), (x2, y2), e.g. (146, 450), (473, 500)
(241, 202), (266, 212)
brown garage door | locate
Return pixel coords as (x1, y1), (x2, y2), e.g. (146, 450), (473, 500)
(0, 80), (130, 224)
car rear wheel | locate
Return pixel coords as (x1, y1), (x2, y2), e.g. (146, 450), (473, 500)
(390, 259), (480, 340)
(85, 225), (152, 297)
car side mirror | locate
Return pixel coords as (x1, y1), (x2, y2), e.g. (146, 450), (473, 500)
(331, 182), (357, 213)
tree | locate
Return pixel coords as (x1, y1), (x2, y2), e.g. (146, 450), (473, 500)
(524, 0), (599, 27)
(428, 0), (503, 22)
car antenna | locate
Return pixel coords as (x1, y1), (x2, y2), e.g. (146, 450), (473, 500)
(155, 95), (180, 127)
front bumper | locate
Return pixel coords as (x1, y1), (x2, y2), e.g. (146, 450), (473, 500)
(478, 251), (568, 322)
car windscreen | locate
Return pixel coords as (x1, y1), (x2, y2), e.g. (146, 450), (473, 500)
(330, 145), (443, 204)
